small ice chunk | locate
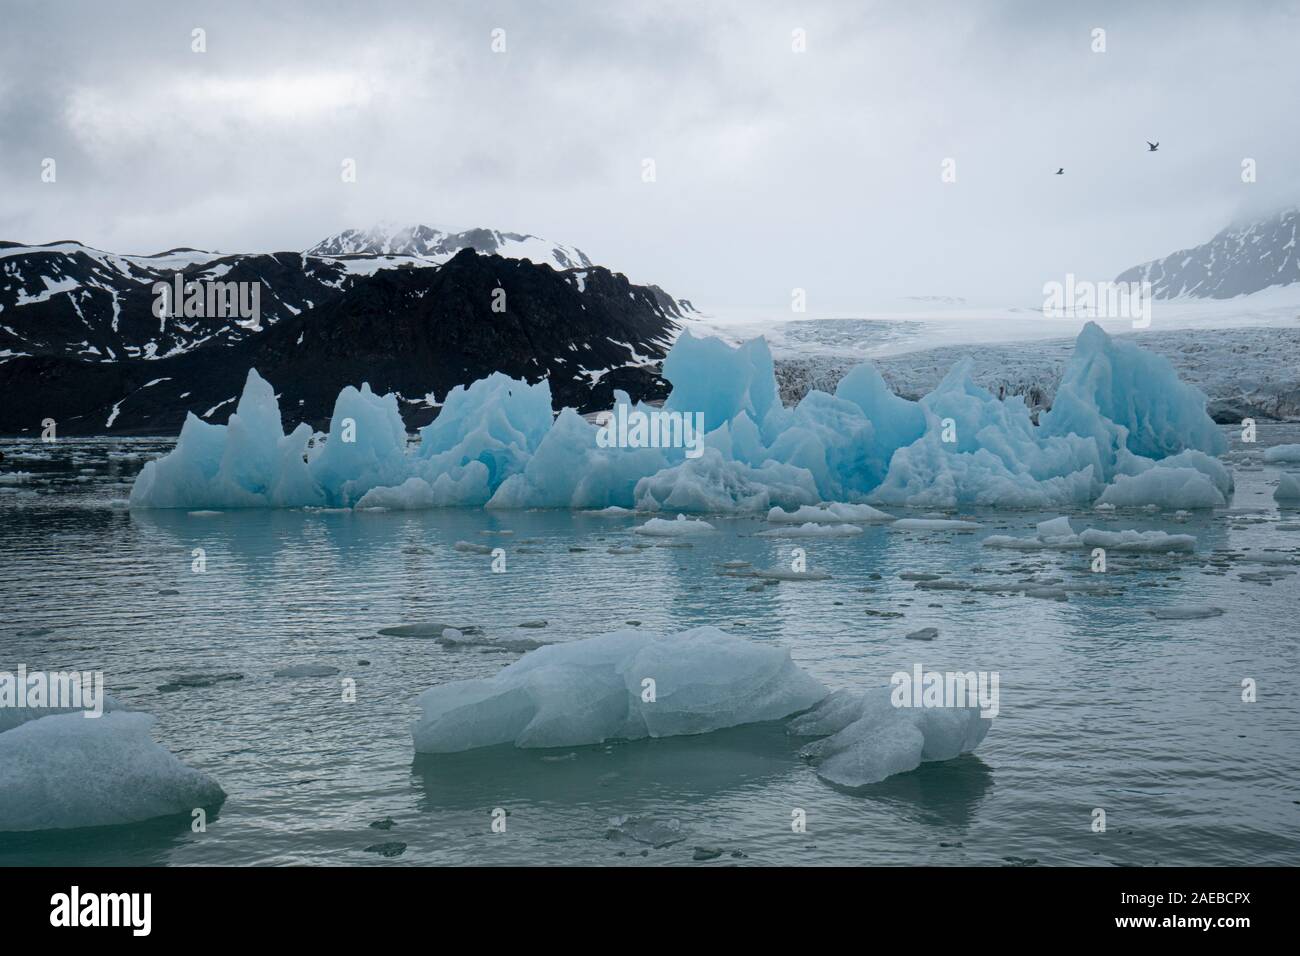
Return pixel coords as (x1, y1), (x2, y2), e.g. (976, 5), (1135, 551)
(757, 522), (863, 537)
(1035, 516), (1075, 539)
(1275, 473), (1300, 500)
(632, 515), (716, 536)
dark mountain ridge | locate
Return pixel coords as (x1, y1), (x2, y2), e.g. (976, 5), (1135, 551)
(0, 248), (681, 436)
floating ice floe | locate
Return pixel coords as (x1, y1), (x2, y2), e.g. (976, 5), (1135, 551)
(767, 503), (895, 524)
(631, 515), (716, 536)
(0, 712), (224, 832)
(1275, 473), (1300, 501)
(437, 627), (548, 652)
(788, 688), (991, 788)
(1264, 445), (1300, 463)
(411, 627), (827, 753)
(982, 516), (1196, 552)
(129, 322), (1231, 513)
(756, 522), (863, 537)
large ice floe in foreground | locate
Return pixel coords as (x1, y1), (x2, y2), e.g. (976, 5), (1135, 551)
(130, 322), (1231, 511)
(0, 712), (224, 832)
(412, 627), (994, 787)
(412, 627), (827, 752)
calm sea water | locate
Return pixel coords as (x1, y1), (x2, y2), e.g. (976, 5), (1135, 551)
(1, 426), (1298, 866)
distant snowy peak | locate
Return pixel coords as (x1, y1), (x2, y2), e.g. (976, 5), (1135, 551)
(1117, 206), (1300, 299)
(305, 223), (594, 271)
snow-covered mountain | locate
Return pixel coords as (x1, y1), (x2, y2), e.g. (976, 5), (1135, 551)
(1, 224), (693, 370)
(0, 241), (349, 361)
(1116, 206), (1300, 299)
(305, 223), (594, 271)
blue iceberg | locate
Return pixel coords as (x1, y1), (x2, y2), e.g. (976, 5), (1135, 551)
(129, 322), (1231, 512)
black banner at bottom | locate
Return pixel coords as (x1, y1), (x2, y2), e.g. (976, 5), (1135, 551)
(2, 865), (1283, 941)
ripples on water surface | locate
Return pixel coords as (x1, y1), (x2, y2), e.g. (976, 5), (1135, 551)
(1, 428), (1298, 866)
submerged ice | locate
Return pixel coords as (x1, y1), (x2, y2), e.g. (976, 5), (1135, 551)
(130, 322), (1231, 512)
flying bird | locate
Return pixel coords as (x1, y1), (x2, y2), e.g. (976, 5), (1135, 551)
(1055, 167), (1064, 175)
(1147, 141), (1159, 152)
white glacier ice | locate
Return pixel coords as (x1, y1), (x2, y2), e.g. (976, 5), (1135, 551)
(411, 627), (828, 753)
(0, 712), (224, 832)
(788, 688), (991, 788)
(130, 322), (1232, 513)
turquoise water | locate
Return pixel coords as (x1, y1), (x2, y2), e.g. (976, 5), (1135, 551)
(1, 427), (1298, 866)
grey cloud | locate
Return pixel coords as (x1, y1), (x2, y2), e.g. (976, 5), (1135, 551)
(1, 0), (1297, 308)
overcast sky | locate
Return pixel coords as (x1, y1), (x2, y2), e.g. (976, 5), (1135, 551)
(2, 0), (1298, 309)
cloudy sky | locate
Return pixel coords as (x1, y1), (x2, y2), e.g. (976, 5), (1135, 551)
(2, 0), (1298, 310)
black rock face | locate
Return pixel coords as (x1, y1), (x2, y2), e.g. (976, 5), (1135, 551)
(0, 246), (682, 436)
